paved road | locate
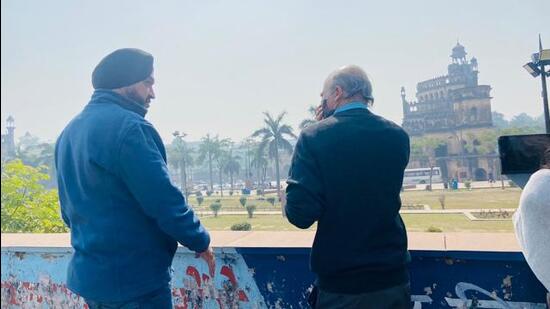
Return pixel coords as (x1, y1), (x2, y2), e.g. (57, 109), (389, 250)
(405, 180), (510, 191)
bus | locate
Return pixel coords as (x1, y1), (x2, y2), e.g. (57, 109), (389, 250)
(403, 167), (443, 185)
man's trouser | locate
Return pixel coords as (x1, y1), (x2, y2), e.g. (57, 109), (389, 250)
(85, 286), (172, 309)
(309, 282), (411, 309)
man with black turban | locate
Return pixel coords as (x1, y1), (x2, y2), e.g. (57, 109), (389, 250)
(55, 48), (214, 308)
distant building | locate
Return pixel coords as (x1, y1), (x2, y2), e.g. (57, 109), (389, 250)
(401, 43), (499, 182)
(1, 116), (16, 161)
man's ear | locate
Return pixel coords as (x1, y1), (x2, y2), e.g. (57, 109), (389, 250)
(335, 86), (347, 101)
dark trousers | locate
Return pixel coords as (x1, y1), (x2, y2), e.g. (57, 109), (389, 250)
(310, 282), (411, 309)
(85, 286), (172, 309)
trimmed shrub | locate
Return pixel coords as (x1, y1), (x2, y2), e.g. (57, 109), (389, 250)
(464, 180), (472, 190)
(209, 203), (222, 217)
(230, 222), (252, 231)
(196, 196), (204, 206)
(239, 197), (247, 207)
(256, 189), (264, 196)
(266, 197), (276, 206)
(438, 194), (446, 210)
(246, 204), (257, 218)
(426, 226), (443, 233)
(206, 191), (213, 197)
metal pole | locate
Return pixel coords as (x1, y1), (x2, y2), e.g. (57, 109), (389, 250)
(540, 63), (550, 133)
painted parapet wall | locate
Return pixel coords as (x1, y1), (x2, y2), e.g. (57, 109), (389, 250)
(1, 246), (548, 308)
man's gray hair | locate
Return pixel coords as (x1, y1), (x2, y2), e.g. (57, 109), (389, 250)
(327, 65), (374, 103)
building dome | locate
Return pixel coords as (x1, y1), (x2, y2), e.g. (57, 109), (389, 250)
(451, 42), (467, 59)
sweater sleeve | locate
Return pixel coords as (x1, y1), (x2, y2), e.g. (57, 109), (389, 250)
(514, 169), (550, 291)
(285, 133), (324, 229)
(117, 122), (210, 253)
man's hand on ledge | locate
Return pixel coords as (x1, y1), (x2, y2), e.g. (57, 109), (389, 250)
(196, 247), (216, 277)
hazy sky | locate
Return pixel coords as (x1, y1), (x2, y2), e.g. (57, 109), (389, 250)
(1, 0), (549, 143)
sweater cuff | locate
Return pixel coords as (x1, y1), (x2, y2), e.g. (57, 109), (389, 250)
(192, 230), (211, 253)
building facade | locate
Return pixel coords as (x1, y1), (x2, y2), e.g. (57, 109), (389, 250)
(401, 43), (500, 182)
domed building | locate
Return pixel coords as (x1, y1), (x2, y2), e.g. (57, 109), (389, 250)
(401, 43), (499, 182)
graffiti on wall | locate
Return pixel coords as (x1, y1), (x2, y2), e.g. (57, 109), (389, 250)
(1, 249), (265, 309)
(2, 248), (549, 308)
(411, 282), (546, 308)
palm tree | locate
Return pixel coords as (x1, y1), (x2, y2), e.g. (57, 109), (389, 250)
(166, 144), (182, 181)
(252, 111), (296, 212)
(198, 134), (229, 193)
(224, 149), (241, 191)
(299, 105), (318, 130)
(251, 146), (269, 189)
(214, 148), (228, 197)
(240, 138), (255, 186)
(170, 131), (195, 197)
(223, 147), (241, 193)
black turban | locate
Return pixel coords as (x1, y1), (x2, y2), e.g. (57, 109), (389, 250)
(92, 48), (154, 90)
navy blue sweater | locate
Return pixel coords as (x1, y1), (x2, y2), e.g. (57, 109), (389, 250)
(285, 108), (410, 294)
(55, 90), (210, 302)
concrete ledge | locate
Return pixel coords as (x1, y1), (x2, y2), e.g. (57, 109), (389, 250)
(1, 231), (520, 252)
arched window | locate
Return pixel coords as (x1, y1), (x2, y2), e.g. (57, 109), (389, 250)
(469, 107), (478, 122)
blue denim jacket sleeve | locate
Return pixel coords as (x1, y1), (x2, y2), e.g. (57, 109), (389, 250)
(117, 122), (210, 253)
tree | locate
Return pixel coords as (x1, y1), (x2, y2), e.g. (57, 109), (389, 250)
(24, 142), (57, 189)
(214, 148), (229, 197)
(410, 136), (446, 190)
(509, 113), (537, 128)
(169, 131), (195, 197)
(491, 111), (508, 129)
(246, 204), (257, 218)
(11, 132), (57, 189)
(299, 106), (318, 130)
(252, 111), (296, 215)
(196, 196), (204, 206)
(223, 147), (241, 193)
(198, 134), (230, 192)
(209, 202), (222, 218)
(1, 160), (66, 233)
(240, 138), (256, 186)
(251, 146), (269, 189)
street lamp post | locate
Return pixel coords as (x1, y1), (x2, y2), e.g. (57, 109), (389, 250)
(172, 131), (189, 197)
(523, 35), (550, 133)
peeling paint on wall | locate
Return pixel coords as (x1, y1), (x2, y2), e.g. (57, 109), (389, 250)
(1, 248), (548, 308)
(1, 248), (265, 309)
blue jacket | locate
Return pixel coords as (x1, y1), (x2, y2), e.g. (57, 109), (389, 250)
(55, 90), (210, 302)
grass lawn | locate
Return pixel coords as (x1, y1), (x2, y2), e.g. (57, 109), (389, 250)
(200, 214), (314, 231)
(194, 188), (519, 233)
(200, 214), (513, 233)
(400, 188), (521, 210)
(189, 188), (521, 211)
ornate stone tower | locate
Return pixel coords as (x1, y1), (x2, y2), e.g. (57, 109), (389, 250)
(401, 43), (497, 182)
(1, 116), (17, 160)
(401, 42), (493, 136)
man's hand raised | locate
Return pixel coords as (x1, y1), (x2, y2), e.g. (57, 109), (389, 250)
(196, 247), (216, 277)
